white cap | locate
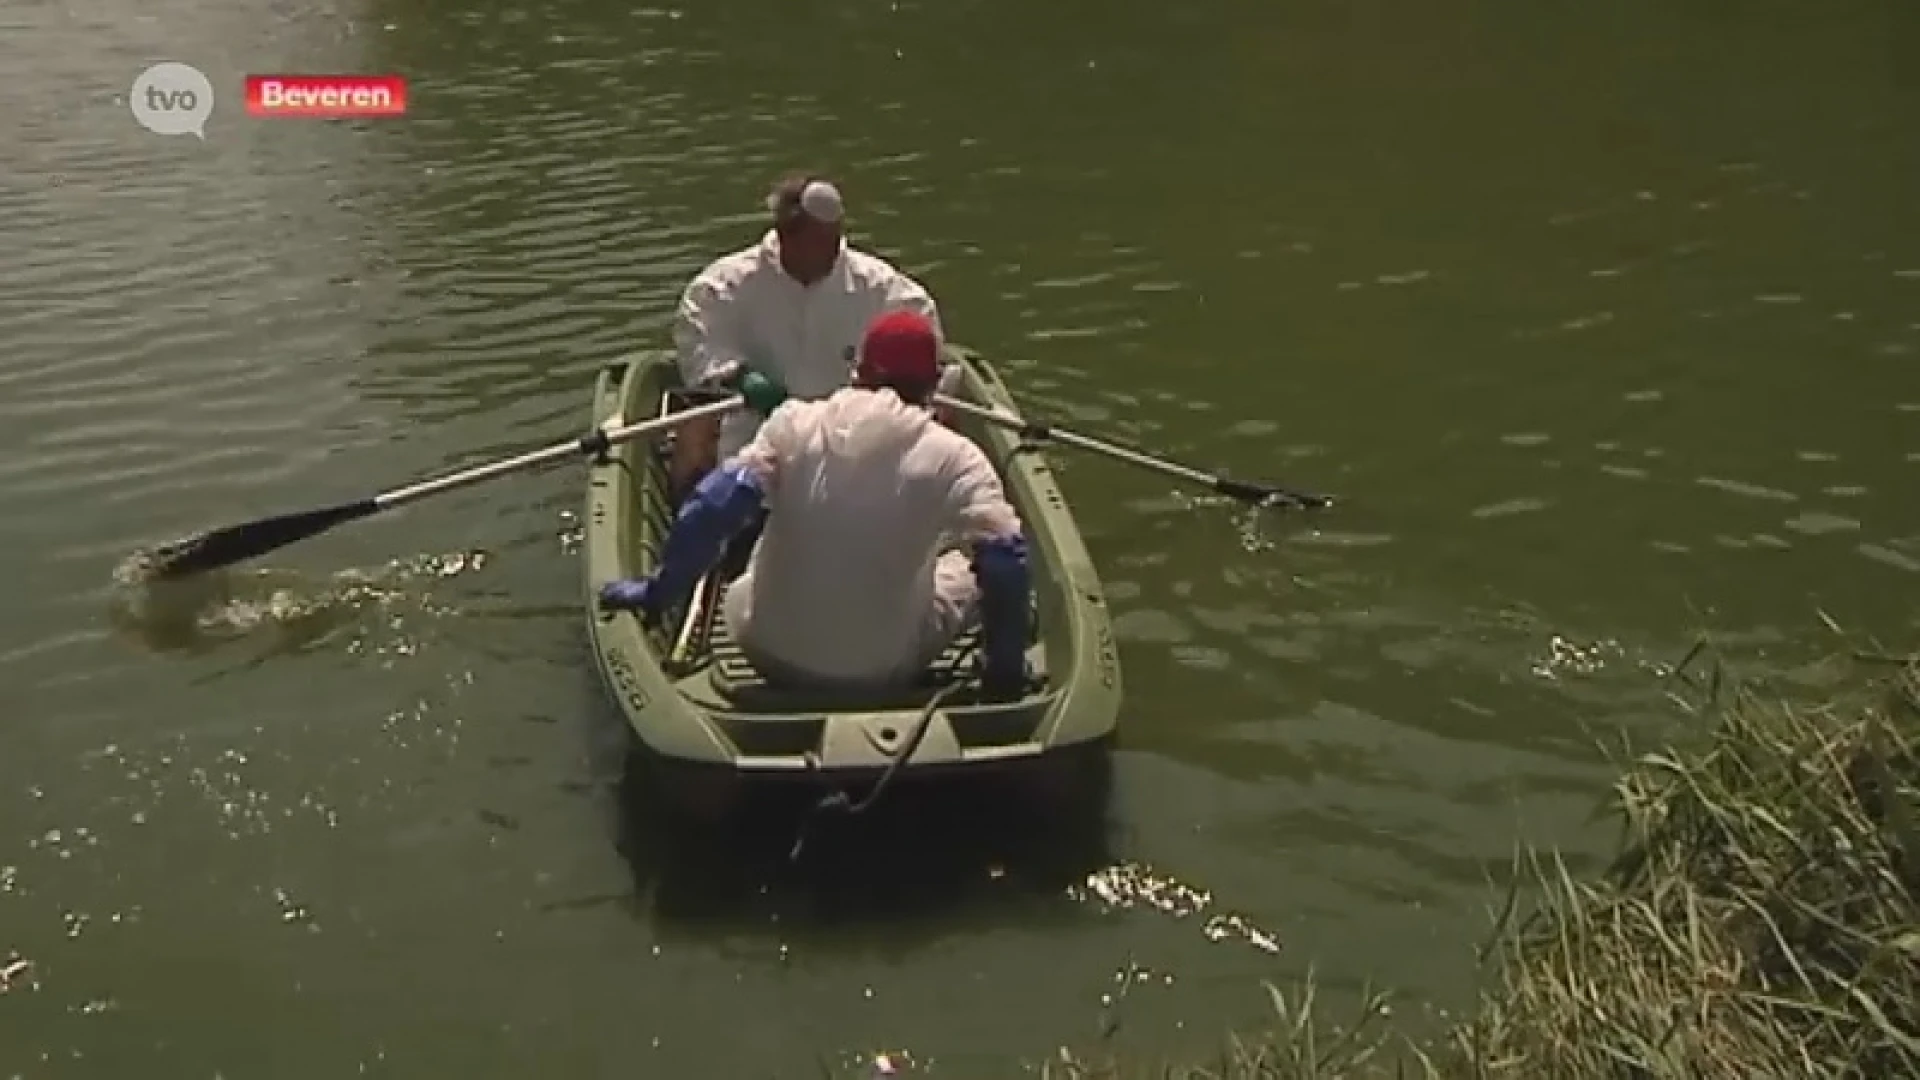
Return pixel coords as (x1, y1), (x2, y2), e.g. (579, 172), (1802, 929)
(768, 178), (845, 224)
(799, 180), (844, 223)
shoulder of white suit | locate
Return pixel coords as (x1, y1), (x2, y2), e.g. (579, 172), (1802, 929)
(839, 246), (917, 289)
(689, 243), (768, 293)
(691, 239), (917, 300)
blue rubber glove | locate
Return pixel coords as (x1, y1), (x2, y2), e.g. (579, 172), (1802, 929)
(972, 533), (1033, 698)
(598, 577), (660, 620)
(974, 650), (1032, 699)
(651, 463), (765, 610)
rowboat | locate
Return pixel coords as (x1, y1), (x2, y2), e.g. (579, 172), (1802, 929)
(582, 347), (1122, 819)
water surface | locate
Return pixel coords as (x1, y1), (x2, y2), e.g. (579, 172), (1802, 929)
(3, 0), (1918, 1073)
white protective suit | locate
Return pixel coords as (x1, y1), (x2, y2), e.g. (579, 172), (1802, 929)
(721, 387), (1023, 688)
(674, 230), (952, 459)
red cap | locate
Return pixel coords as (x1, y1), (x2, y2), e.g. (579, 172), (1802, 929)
(856, 310), (940, 391)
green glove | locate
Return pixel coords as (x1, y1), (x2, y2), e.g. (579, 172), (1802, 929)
(728, 368), (788, 417)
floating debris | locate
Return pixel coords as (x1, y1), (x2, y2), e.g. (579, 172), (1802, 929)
(1071, 862), (1285, 955)
(2, 955), (34, 994)
(1203, 913), (1282, 954)
(271, 887), (314, 927)
(1074, 861), (1211, 917)
(1532, 635), (1622, 679)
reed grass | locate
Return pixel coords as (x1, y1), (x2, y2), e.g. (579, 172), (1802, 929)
(1042, 645), (1920, 1079)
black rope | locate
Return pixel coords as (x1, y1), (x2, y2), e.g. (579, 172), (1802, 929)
(787, 641), (981, 862)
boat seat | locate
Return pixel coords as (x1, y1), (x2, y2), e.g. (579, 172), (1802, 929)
(696, 578), (1047, 713)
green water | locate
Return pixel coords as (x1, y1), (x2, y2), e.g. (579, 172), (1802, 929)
(4, 0), (1918, 1074)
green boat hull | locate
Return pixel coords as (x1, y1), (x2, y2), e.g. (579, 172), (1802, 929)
(582, 347), (1122, 795)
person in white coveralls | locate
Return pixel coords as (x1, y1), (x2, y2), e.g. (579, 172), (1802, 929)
(666, 171), (956, 499)
(600, 311), (1032, 699)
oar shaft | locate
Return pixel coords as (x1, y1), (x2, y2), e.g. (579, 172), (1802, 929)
(936, 394), (1215, 488)
(144, 393), (745, 580)
(1040, 421), (1218, 488)
(376, 395), (741, 510)
(935, 391), (1328, 508)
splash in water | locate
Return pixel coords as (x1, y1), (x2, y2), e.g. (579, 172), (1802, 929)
(106, 546), (489, 655)
(1168, 489), (1293, 553)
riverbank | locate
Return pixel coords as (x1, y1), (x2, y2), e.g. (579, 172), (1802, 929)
(1047, 643), (1920, 1079)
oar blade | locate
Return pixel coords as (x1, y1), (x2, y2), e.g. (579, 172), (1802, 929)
(146, 500), (378, 579)
(1212, 476), (1332, 510)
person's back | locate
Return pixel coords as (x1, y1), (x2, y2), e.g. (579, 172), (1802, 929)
(725, 387), (1011, 686)
(598, 309), (1032, 699)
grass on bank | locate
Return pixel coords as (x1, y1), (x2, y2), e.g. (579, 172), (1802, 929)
(1044, 644), (1920, 1079)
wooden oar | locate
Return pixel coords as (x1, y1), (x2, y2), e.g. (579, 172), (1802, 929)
(144, 395), (743, 579)
(933, 394), (1331, 510)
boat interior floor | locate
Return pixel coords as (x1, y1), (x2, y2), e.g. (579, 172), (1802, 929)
(665, 573), (1050, 715)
